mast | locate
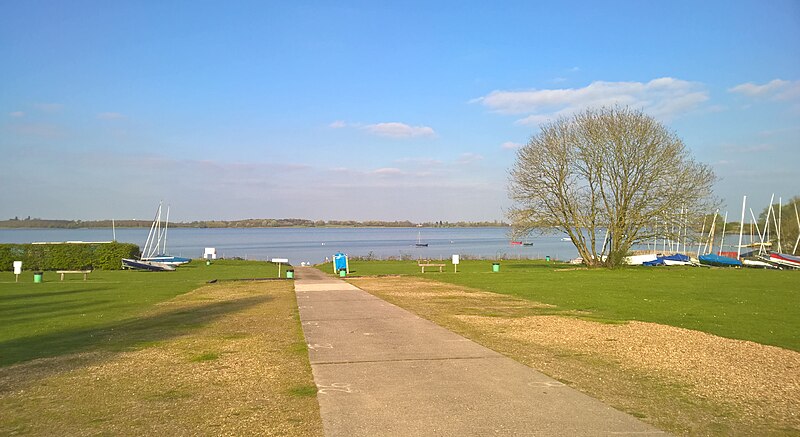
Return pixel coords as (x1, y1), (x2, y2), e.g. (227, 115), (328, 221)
(718, 211), (728, 255)
(777, 197), (782, 253)
(793, 203), (800, 255)
(696, 215), (707, 258)
(705, 210), (718, 255)
(749, 208), (766, 256)
(163, 205), (170, 255)
(737, 196), (746, 259)
(143, 202), (162, 259)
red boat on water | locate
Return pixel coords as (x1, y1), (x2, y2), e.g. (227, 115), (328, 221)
(768, 252), (800, 269)
(510, 241), (523, 245)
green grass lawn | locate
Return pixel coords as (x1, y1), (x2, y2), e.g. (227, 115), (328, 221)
(332, 259), (800, 351)
(0, 260), (288, 366)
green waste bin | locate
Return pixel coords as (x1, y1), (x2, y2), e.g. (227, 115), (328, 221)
(545, 256), (550, 262)
(492, 263), (500, 273)
(339, 269), (346, 277)
(206, 259), (211, 266)
(286, 270), (294, 279)
(34, 272), (43, 283)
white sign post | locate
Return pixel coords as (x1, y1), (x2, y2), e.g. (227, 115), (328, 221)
(451, 255), (460, 273)
(271, 258), (289, 278)
(13, 261), (22, 283)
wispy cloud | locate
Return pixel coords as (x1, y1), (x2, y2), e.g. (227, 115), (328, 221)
(721, 143), (774, 153)
(728, 79), (800, 101)
(371, 167), (405, 176)
(328, 120), (347, 128)
(9, 111), (24, 118)
(362, 122), (436, 138)
(473, 77), (708, 126)
(500, 141), (523, 150)
(8, 123), (66, 138)
(97, 112), (126, 120)
(33, 103), (64, 112)
(394, 157), (443, 167)
(457, 152), (484, 164)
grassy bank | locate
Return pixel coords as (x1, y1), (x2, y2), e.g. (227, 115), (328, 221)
(331, 259), (800, 351)
(0, 260), (289, 366)
(0, 261), (322, 435)
(348, 276), (799, 435)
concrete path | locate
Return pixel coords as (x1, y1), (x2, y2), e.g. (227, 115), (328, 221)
(294, 267), (666, 436)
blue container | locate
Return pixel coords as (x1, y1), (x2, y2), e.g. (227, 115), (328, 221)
(334, 252), (348, 272)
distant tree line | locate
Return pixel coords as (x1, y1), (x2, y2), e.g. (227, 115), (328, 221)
(0, 217), (509, 229)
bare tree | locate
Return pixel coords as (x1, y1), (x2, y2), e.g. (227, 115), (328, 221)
(509, 107), (716, 267)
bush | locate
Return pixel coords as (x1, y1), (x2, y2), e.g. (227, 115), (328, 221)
(0, 242), (140, 271)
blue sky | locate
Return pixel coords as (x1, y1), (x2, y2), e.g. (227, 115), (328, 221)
(1, 1), (798, 222)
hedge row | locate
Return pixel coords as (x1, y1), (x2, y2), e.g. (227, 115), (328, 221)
(0, 242), (140, 271)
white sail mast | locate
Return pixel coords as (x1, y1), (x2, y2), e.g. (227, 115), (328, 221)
(737, 196), (746, 259)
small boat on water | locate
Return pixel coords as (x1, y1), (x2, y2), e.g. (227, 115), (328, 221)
(415, 231), (428, 247)
(510, 241), (523, 245)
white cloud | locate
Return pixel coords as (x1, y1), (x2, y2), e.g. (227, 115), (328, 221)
(473, 77), (708, 125)
(501, 141), (523, 150)
(9, 111), (24, 117)
(362, 122), (436, 138)
(371, 167), (405, 176)
(394, 157), (443, 167)
(97, 112), (125, 120)
(729, 79), (800, 101)
(721, 143), (774, 153)
(457, 152), (484, 164)
(329, 120), (347, 128)
(33, 103), (64, 112)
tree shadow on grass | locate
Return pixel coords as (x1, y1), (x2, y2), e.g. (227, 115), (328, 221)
(0, 287), (112, 301)
(506, 263), (565, 270)
(0, 294), (272, 370)
(0, 298), (116, 321)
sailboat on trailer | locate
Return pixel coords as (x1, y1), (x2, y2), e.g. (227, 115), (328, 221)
(140, 203), (191, 265)
(122, 202), (189, 271)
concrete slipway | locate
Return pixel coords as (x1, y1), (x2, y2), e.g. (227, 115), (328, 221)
(294, 266), (666, 436)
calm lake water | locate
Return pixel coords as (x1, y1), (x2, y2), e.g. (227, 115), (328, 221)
(0, 227), (582, 264)
(0, 227), (750, 265)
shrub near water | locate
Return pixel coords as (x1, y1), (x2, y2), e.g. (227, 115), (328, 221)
(0, 242), (140, 271)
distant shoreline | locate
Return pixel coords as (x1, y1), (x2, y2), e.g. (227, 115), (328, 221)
(0, 218), (508, 229)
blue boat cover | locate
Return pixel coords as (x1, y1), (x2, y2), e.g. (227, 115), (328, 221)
(699, 253), (742, 267)
(642, 253), (691, 266)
